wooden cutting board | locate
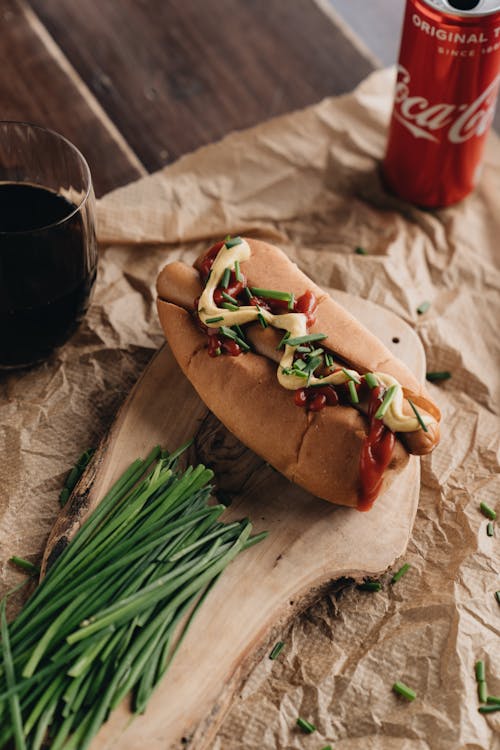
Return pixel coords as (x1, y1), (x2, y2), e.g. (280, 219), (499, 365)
(43, 289), (425, 750)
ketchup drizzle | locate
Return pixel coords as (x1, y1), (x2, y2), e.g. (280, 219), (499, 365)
(358, 385), (395, 512)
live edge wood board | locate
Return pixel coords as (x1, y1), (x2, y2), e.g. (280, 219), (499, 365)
(43, 289), (424, 750)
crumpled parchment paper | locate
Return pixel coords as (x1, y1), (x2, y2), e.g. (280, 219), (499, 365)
(1, 67), (499, 749)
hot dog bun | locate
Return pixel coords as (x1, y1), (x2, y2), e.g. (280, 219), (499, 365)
(157, 300), (409, 508)
(156, 238), (440, 509)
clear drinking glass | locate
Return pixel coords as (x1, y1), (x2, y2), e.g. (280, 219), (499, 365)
(0, 122), (97, 368)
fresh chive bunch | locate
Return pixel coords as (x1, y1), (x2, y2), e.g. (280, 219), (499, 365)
(0, 445), (265, 750)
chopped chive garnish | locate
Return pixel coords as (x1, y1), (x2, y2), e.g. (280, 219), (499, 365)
(290, 370), (308, 379)
(305, 356), (323, 374)
(324, 353), (334, 368)
(225, 237), (242, 249)
(276, 331), (291, 350)
(487, 696), (500, 705)
(219, 326), (250, 351)
(355, 246), (367, 255)
(308, 348), (324, 358)
(205, 316), (224, 324)
(480, 502), (496, 521)
(358, 581), (381, 592)
(250, 287), (292, 302)
(426, 371), (451, 382)
(321, 746), (333, 750)
(244, 287), (253, 302)
(417, 300), (431, 315)
(479, 705), (500, 714)
(285, 333), (327, 347)
(294, 359), (307, 371)
(391, 563), (411, 584)
(496, 591), (500, 605)
(348, 380), (359, 404)
(487, 522), (494, 537)
(224, 234), (231, 241)
(475, 660), (485, 682)
(341, 368), (361, 384)
(375, 385), (398, 420)
(269, 641), (285, 660)
(407, 399), (429, 432)
(392, 681), (416, 701)
(221, 268), (231, 289)
(258, 313), (268, 328)
(296, 345), (311, 353)
(9, 557), (40, 575)
(222, 291), (239, 305)
(478, 681), (488, 703)
(288, 293), (295, 311)
(296, 717), (316, 734)
(234, 259), (242, 281)
(233, 324), (246, 340)
(364, 372), (378, 389)
(222, 303), (239, 312)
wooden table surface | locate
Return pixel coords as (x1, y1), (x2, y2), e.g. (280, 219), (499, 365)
(1, 0), (401, 197)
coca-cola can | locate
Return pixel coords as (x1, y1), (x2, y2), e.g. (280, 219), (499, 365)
(383, 0), (500, 207)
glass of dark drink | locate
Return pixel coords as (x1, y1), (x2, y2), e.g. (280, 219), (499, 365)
(0, 122), (97, 368)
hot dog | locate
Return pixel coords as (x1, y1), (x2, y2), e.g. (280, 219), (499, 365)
(156, 237), (441, 510)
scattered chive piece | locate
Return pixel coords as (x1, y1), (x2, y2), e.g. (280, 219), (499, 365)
(1, 599), (27, 750)
(59, 448), (95, 506)
(222, 303), (239, 312)
(375, 385), (398, 420)
(221, 268), (231, 289)
(348, 380), (359, 404)
(479, 705), (500, 714)
(234, 260), (242, 281)
(487, 696), (500, 705)
(308, 348), (324, 358)
(276, 331), (291, 350)
(224, 234), (231, 241)
(295, 359), (307, 371)
(391, 563), (411, 584)
(480, 503), (496, 521)
(269, 641), (285, 660)
(225, 237), (242, 249)
(258, 313), (268, 328)
(496, 592), (500, 605)
(478, 681), (488, 703)
(392, 681), (416, 701)
(286, 333), (327, 347)
(305, 356), (323, 375)
(364, 372), (378, 389)
(324, 353), (334, 368)
(417, 301), (431, 315)
(205, 316), (224, 324)
(355, 246), (367, 255)
(250, 287), (291, 303)
(426, 371), (451, 382)
(296, 717), (316, 734)
(9, 557), (40, 576)
(221, 291), (239, 306)
(358, 581), (381, 592)
(288, 293), (295, 311)
(321, 746), (333, 750)
(475, 660), (485, 682)
(296, 345), (311, 353)
(487, 522), (494, 537)
(341, 367), (361, 384)
(408, 399), (429, 433)
(244, 287), (253, 302)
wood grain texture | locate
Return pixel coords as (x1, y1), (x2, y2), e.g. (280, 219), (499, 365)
(0, 0), (145, 195)
(43, 290), (425, 750)
(26, 0), (375, 172)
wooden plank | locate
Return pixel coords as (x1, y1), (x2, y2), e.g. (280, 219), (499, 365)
(0, 0), (145, 196)
(26, 0), (375, 172)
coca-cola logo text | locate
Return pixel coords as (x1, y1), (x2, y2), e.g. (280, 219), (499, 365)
(393, 65), (500, 143)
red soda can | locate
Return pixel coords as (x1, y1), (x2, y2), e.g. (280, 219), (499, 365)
(383, 0), (500, 207)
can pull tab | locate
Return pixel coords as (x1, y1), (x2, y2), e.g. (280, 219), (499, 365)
(446, 0), (482, 10)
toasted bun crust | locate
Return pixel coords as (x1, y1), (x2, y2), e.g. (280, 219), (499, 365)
(157, 299), (409, 508)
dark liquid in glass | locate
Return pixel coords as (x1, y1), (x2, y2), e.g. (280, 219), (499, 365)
(0, 183), (96, 367)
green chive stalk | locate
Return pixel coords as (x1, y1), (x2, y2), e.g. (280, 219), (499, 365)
(0, 445), (266, 750)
